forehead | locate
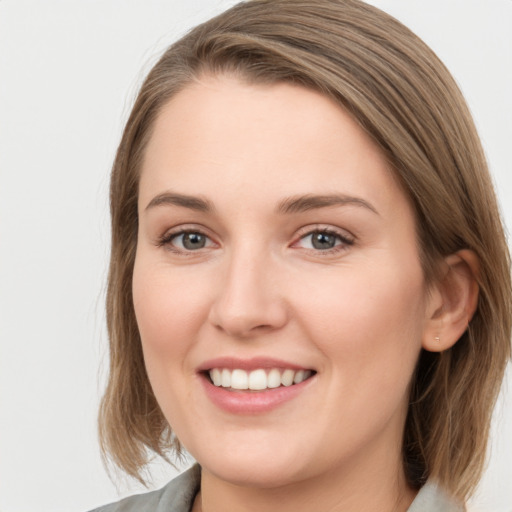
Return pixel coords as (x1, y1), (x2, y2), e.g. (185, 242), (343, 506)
(139, 75), (408, 218)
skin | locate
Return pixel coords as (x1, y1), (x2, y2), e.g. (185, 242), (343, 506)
(132, 75), (475, 512)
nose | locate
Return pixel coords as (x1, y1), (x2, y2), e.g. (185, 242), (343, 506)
(208, 248), (289, 338)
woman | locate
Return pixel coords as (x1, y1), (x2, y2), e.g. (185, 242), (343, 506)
(92, 1), (511, 510)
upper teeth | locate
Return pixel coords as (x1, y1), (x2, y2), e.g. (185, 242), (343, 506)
(209, 368), (312, 390)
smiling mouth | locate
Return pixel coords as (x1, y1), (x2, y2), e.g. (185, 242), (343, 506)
(207, 368), (315, 391)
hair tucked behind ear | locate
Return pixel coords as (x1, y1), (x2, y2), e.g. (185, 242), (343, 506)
(99, 0), (511, 499)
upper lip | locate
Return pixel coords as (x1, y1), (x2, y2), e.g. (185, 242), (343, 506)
(197, 357), (314, 373)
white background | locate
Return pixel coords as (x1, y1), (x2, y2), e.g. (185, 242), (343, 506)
(0, 1), (511, 511)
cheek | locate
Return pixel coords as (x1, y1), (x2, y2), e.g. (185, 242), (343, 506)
(294, 259), (426, 379)
(131, 258), (214, 426)
(132, 259), (212, 364)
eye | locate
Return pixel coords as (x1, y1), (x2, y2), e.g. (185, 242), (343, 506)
(176, 232), (209, 250)
(159, 230), (215, 252)
(295, 229), (354, 252)
(307, 231), (340, 250)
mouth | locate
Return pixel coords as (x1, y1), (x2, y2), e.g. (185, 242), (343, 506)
(206, 367), (315, 391)
(197, 357), (317, 413)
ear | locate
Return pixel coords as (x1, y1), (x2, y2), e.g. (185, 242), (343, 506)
(422, 249), (479, 352)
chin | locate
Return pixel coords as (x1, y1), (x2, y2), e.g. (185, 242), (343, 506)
(208, 463), (303, 489)
(193, 445), (312, 489)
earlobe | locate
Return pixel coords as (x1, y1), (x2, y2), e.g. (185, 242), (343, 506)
(422, 249), (479, 352)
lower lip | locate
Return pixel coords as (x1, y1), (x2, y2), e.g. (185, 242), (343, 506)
(200, 374), (314, 414)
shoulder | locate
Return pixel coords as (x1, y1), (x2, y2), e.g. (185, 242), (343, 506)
(88, 465), (201, 512)
(408, 481), (465, 512)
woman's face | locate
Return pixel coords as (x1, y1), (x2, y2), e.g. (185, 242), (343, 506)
(133, 76), (434, 488)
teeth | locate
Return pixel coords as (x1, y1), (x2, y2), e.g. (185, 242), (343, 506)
(231, 369), (249, 390)
(267, 368), (281, 388)
(248, 369), (267, 390)
(221, 368), (231, 387)
(211, 368), (222, 386)
(209, 368), (313, 390)
(293, 369), (305, 384)
(281, 369), (295, 387)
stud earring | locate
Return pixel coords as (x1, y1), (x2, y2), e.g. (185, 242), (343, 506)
(434, 336), (440, 343)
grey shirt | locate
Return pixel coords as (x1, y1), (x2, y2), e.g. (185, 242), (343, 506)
(89, 465), (464, 512)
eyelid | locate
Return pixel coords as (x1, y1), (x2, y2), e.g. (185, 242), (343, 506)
(156, 224), (218, 252)
(294, 224), (355, 241)
(291, 224), (355, 252)
(154, 223), (355, 255)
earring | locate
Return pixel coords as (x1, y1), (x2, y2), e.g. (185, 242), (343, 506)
(434, 336), (440, 343)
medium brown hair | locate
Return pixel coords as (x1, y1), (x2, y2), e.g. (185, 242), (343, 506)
(99, 0), (511, 501)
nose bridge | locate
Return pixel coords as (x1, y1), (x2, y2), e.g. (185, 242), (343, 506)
(208, 240), (287, 337)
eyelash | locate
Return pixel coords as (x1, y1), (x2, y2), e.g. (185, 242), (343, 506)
(157, 226), (355, 255)
(156, 228), (214, 255)
(293, 227), (355, 255)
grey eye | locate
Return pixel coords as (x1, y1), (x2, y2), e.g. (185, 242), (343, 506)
(178, 232), (208, 250)
(310, 232), (339, 250)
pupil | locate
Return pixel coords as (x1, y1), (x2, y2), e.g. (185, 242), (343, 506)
(312, 232), (336, 250)
(183, 233), (206, 250)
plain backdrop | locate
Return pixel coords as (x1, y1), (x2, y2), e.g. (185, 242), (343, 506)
(0, 1), (511, 511)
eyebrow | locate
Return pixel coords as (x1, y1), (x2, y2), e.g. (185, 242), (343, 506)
(277, 194), (379, 215)
(145, 192), (214, 213)
(144, 191), (378, 216)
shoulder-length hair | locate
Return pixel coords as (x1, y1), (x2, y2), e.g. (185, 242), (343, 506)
(99, 0), (511, 501)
